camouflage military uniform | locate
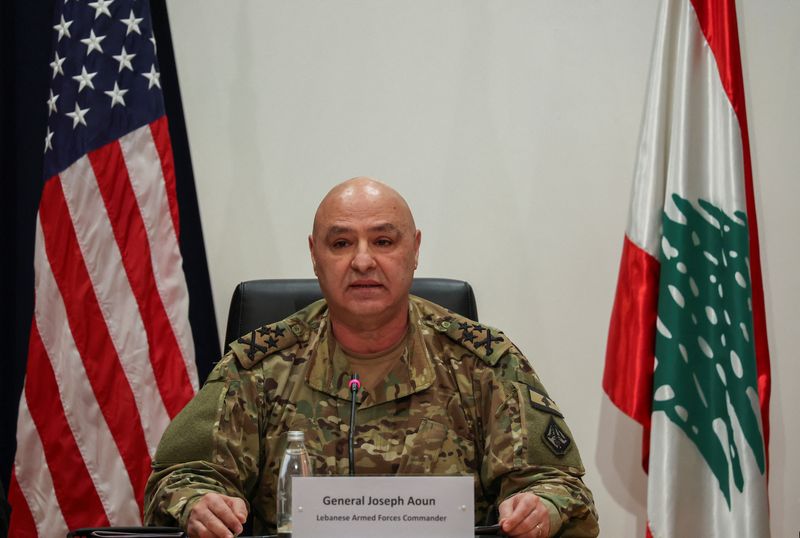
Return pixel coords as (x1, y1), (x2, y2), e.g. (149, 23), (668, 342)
(144, 296), (599, 536)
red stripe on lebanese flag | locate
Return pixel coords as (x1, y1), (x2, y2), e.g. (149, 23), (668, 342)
(603, 235), (660, 468)
(90, 136), (194, 418)
(690, 0), (771, 460)
(690, 0), (748, 119)
(38, 176), (151, 504)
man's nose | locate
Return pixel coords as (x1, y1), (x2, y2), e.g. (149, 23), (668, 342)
(350, 244), (377, 272)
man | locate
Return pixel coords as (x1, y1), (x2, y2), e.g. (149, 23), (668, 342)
(144, 178), (599, 537)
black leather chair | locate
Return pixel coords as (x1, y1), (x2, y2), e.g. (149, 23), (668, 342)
(224, 277), (478, 350)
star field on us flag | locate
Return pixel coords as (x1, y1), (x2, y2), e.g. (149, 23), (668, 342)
(43, 0), (165, 180)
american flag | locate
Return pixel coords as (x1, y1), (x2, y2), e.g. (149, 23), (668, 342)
(8, 0), (199, 535)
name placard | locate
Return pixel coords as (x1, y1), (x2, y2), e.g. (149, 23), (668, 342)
(292, 475), (474, 538)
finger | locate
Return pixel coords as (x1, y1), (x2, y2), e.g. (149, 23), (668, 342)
(499, 494), (544, 536)
(204, 495), (245, 536)
(519, 511), (550, 538)
(188, 502), (221, 538)
(499, 494), (536, 531)
(197, 512), (238, 538)
(497, 496), (515, 522)
(505, 509), (540, 538)
(224, 495), (249, 524)
(195, 508), (237, 538)
(507, 518), (537, 537)
(188, 495), (242, 538)
(531, 503), (551, 537)
(186, 518), (212, 538)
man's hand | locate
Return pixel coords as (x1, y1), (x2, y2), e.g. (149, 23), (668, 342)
(186, 492), (248, 538)
(498, 492), (551, 538)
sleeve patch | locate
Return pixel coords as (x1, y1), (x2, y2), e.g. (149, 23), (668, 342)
(542, 417), (572, 456)
(528, 388), (564, 418)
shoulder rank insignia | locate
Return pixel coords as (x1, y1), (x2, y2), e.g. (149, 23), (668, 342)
(412, 296), (512, 364)
(444, 320), (509, 364)
(528, 388), (564, 418)
(231, 321), (297, 369)
(543, 417), (571, 456)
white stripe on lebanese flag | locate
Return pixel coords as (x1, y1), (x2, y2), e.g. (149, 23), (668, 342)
(604, 0), (770, 536)
(625, 2), (747, 255)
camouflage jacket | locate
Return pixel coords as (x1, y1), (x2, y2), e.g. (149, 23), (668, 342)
(144, 296), (598, 536)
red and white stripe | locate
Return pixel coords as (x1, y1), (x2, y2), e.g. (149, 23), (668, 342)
(9, 118), (198, 537)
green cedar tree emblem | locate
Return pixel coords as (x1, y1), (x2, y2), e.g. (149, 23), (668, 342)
(652, 194), (765, 507)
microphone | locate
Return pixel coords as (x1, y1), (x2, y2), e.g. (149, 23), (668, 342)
(347, 373), (361, 476)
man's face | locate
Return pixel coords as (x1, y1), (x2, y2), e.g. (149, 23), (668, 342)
(309, 182), (421, 329)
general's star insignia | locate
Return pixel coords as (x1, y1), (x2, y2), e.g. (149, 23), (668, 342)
(238, 331), (268, 360)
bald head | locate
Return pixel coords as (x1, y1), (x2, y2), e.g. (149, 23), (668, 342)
(312, 177), (416, 240)
(308, 177), (421, 336)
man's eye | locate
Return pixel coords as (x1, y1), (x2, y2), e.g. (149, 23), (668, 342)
(331, 240), (350, 249)
(375, 238), (393, 247)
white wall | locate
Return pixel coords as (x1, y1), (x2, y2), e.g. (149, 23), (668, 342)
(165, 1), (800, 535)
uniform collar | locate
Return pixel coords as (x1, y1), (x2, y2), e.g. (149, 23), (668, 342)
(304, 300), (436, 408)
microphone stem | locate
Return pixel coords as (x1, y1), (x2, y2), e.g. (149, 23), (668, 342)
(348, 374), (359, 476)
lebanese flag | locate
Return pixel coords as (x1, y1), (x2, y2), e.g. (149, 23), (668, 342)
(603, 0), (771, 536)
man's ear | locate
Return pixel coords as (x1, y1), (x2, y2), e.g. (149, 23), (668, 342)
(308, 235), (318, 275)
(413, 229), (421, 269)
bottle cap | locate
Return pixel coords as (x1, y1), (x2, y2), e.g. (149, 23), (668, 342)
(287, 430), (304, 442)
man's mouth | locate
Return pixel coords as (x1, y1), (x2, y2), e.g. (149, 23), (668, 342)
(349, 280), (383, 289)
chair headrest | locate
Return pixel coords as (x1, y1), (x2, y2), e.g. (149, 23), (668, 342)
(224, 278), (478, 351)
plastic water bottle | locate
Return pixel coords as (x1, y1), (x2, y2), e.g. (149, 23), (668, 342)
(277, 430), (312, 537)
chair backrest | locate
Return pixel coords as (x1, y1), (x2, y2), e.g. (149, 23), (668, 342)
(224, 277), (478, 350)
